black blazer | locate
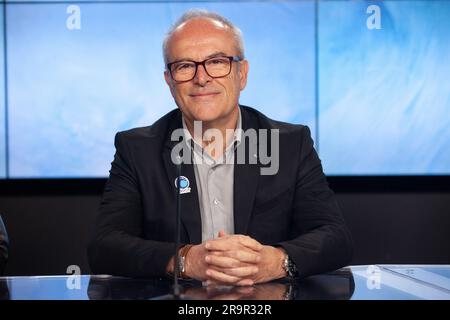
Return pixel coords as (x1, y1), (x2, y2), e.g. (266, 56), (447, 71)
(88, 106), (353, 278)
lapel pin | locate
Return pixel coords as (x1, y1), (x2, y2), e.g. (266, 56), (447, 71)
(174, 176), (191, 194)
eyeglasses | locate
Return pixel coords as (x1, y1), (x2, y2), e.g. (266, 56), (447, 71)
(167, 56), (242, 82)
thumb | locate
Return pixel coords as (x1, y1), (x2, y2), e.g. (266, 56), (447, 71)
(218, 230), (228, 238)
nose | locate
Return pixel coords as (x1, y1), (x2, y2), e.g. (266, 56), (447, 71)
(193, 64), (212, 86)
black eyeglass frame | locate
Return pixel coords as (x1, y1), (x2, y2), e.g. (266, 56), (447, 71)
(166, 55), (243, 82)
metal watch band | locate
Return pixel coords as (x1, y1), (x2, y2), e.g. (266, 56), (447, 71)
(283, 255), (299, 279)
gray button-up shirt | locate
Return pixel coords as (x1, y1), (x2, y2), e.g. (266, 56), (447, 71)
(182, 108), (242, 241)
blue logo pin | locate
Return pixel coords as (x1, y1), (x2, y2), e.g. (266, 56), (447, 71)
(174, 176), (191, 194)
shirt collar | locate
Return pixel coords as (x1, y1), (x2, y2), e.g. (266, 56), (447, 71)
(181, 106), (242, 152)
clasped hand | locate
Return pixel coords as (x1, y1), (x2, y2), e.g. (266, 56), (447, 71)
(185, 231), (286, 286)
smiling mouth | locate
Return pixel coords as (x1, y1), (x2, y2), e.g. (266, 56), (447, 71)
(189, 92), (220, 97)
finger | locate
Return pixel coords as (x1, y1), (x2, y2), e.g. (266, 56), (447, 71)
(206, 268), (243, 284)
(207, 263), (258, 279)
(226, 250), (261, 264)
(205, 239), (236, 252)
(207, 249), (261, 264)
(205, 254), (241, 268)
(206, 236), (261, 252)
(219, 265), (259, 278)
(218, 230), (228, 238)
(208, 250), (225, 256)
(237, 235), (263, 251)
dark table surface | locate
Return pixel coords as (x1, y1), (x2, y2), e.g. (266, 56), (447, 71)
(1, 265), (449, 300)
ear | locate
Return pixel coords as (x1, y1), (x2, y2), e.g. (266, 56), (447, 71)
(164, 70), (171, 86)
(164, 70), (175, 97)
(238, 60), (249, 91)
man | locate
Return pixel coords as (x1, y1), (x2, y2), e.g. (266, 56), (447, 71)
(88, 10), (353, 286)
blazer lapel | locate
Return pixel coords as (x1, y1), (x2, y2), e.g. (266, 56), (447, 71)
(233, 107), (261, 235)
(161, 106), (261, 240)
(161, 112), (202, 244)
(233, 156), (260, 235)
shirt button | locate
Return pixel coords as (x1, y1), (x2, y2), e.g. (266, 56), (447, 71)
(213, 199), (219, 205)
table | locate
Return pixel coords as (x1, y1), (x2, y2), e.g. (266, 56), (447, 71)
(1, 265), (449, 300)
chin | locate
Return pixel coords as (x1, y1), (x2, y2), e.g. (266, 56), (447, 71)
(190, 105), (224, 122)
(193, 113), (222, 123)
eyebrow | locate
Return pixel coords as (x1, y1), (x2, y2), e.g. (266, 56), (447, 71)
(174, 51), (230, 62)
(205, 52), (229, 59)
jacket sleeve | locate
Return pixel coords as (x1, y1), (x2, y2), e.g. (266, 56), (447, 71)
(87, 132), (175, 277)
(276, 126), (353, 278)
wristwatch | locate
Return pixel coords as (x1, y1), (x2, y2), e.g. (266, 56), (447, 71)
(283, 255), (299, 279)
(177, 244), (193, 279)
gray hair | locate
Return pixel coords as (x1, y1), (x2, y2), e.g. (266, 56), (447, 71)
(162, 9), (245, 65)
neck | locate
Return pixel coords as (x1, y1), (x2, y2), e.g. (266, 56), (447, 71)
(184, 106), (239, 157)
